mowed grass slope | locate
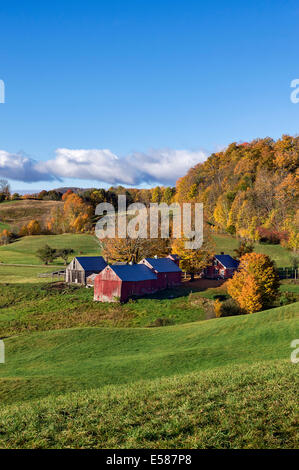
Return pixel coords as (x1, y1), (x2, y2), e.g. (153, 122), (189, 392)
(0, 361), (297, 449)
(0, 233), (100, 267)
(0, 303), (297, 406)
(213, 234), (292, 268)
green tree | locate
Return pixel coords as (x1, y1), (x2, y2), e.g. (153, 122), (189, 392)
(57, 248), (75, 265)
(36, 244), (58, 265)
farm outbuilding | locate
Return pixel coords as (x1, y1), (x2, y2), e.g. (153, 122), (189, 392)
(167, 254), (180, 266)
(203, 254), (239, 280)
(94, 264), (158, 302)
(86, 273), (98, 287)
(139, 257), (182, 289)
(66, 256), (107, 285)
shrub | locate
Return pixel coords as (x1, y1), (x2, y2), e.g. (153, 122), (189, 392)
(149, 317), (174, 327)
(279, 292), (296, 306)
(214, 299), (222, 318)
(257, 227), (288, 244)
(217, 298), (243, 317)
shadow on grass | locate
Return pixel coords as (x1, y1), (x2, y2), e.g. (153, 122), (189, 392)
(131, 279), (227, 301)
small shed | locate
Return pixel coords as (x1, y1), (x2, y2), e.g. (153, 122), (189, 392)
(139, 257), (182, 289)
(94, 264), (158, 302)
(66, 256), (107, 285)
(86, 273), (97, 287)
(204, 254), (239, 279)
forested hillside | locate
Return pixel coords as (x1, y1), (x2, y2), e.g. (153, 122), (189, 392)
(175, 135), (299, 251)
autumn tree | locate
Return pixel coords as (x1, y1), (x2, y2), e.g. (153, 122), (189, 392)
(172, 227), (215, 281)
(234, 240), (254, 259)
(227, 252), (280, 314)
(19, 219), (42, 236)
(0, 229), (13, 245)
(47, 192), (92, 234)
(151, 186), (162, 203)
(101, 237), (170, 264)
(162, 187), (175, 204)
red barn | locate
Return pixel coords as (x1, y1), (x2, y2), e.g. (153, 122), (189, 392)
(139, 257), (182, 289)
(204, 254), (239, 280)
(94, 264), (158, 303)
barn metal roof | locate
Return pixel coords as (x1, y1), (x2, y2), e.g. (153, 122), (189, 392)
(76, 256), (107, 271)
(214, 255), (239, 269)
(141, 258), (182, 273)
(110, 264), (157, 281)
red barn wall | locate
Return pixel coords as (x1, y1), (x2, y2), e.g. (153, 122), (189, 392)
(94, 268), (122, 302)
(121, 279), (158, 302)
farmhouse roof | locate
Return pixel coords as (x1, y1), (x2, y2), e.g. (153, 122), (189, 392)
(108, 264), (157, 282)
(167, 254), (180, 260)
(141, 258), (182, 273)
(76, 256), (107, 271)
(214, 254), (239, 269)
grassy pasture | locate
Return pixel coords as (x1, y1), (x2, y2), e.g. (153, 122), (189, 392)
(0, 281), (217, 336)
(0, 302), (297, 405)
(0, 233), (100, 266)
(0, 360), (296, 449)
(0, 265), (59, 284)
(213, 233), (292, 268)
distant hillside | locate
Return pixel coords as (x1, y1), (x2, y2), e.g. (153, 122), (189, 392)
(0, 199), (63, 231)
(175, 135), (299, 250)
(52, 187), (95, 194)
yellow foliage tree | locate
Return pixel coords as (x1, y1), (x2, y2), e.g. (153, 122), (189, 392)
(101, 237), (170, 264)
(227, 252), (280, 313)
(19, 219), (41, 236)
(172, 228), (215, 281)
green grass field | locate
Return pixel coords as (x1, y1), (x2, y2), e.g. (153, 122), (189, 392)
(0, 303), (298, 448)
(0, 233), (100, 266)
(0, 265), (61, 284)
(0, 281), (222, 336)
(213, 234), (292, 268)
(1, 302), (297, 405)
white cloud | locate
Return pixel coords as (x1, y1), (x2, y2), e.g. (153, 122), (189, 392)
(0, 147), (207, 186)
(127, 149), (206, 185)
(0, 151), (55, 182)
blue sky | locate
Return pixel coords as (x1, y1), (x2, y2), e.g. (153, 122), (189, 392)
(0, 0), (299, 191)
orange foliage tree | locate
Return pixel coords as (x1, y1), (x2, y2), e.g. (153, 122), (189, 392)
(101, 236), (170, 264)
(19, 219), (42, 236)
(227, 252), (280, 314)
(0, 229), (13, 245)
(47, 192), (92, 233)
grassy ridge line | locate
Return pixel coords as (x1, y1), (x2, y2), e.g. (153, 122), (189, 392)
(0, 303), (297, 405)
(0, 233), (100, 266)
(0, 360), (297, 449)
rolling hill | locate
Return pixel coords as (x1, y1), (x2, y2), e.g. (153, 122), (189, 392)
(0, 302), (298, 448)
(0, 199), (63, 231)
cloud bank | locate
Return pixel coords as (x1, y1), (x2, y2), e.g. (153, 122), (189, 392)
(0, 148), (207, 186)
